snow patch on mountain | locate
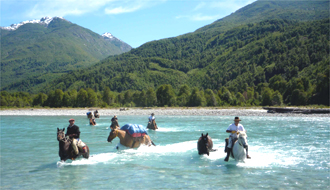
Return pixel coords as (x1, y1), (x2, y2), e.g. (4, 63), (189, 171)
(1, 16), (65, 31)
(102, 32), (114, 39)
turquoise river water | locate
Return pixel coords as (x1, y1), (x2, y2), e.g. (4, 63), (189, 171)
(0, 115), (329, 189)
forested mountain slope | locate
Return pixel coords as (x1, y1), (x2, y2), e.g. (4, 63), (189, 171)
(1, 17), (131, 89)
(2, 0), (329, 106)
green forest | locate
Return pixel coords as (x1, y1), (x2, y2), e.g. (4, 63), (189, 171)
(1, 1), (329, 108)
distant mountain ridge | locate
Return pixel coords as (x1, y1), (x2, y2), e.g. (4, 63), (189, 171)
(1, 16), (66, 30)
(2, 0), (329, 107)
(1, 17), (132, 89)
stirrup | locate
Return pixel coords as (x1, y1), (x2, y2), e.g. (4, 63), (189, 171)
(246, 155), (251, 159)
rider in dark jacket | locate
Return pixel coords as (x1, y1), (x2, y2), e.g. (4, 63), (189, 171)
(66, 118), (84, 154)
(66, 121), (80, 139)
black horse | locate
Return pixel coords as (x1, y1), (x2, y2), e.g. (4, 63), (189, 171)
(197, 133), (216, 156)
(57, 128), (90, 162)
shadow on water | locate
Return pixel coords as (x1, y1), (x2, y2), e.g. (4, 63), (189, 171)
(29, 162), (59, 173)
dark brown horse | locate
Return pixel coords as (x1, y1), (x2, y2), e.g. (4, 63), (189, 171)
(147, 120), (158, 130)
(107, 128), (155, 148)
(57, 128), (90, 162)
(197, 133), (216, 156)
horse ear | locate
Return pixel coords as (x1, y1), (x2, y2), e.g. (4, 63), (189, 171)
(63, 128), (65, 131)
(206, 133), (208, 137)
(57, 128), (59, 131)
(201, 133), (203, 137)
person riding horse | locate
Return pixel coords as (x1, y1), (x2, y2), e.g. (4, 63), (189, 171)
(148, 113), (155, 122)
(110, 115), (119, 130)
(66, 118), (87, 155)
(224, 117), (251, 162)
(147, 113), (158, 130)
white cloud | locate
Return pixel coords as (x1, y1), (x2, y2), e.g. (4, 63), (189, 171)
(24, 0), (166, 18)
(209, 0), (256, 11)
(177, 0), (256, 22)
(104, 6), (141, 14)
(176, 14), (221, 21)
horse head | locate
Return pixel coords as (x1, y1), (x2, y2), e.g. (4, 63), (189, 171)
(238, 131), (248, 148)
(57, 128), (66, 141)
(107, 129), (118, 143)
(198, 133), (211, 155)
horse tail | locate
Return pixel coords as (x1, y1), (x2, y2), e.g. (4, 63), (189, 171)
(151, 141), (156, 146)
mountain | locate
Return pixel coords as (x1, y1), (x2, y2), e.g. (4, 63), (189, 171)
(196, 0), (329, 33)
(1, 0), (329, 106)
(0, 16), (132, 89)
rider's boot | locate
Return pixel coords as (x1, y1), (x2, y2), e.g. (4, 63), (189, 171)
(246, 147), (251, 159)
(72, 138), (79, 155)
(224, 148), (231, 162)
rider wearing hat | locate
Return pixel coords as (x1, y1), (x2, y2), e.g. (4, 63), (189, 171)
(66, 118), (86, 155)
(224, 117), (251, 161)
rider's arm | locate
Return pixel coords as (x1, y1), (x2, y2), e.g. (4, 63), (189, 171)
(226, 130), (237, 133)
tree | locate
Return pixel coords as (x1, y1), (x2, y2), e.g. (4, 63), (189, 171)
(87, 88), (97, 107)
(204, 89), (218, 106)
(236, 92), (246, 106)
(261, 88), (273, 106)
(271, 91), (283, 106)
(188, 87), (206, 107)
(54, 89), (64, 107)
(156, 84), (176, 106)
(77, 88), (88, 107)
(146, 87), (157, 107)
(32, 92), (48, 106)
(102, 87), (115, 106)
(291, 89), (307, 105)
(177, 84), (191, 106)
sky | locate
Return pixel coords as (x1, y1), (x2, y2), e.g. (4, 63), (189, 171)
(1, 0), (256, 48)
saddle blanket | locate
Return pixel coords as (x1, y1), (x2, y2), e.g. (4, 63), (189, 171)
(121, 124), (148, 137)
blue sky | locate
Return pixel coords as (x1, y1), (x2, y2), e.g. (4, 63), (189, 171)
(1, 0), (256, 48)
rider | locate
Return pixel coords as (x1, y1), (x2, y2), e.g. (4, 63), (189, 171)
(224, 117), (251, 162)
(66, 118), (87, 155)
(110, 115), (119, 130)
(148, 113), (155, 122)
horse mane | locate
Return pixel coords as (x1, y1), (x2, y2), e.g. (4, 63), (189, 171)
(239, 131), (247, 137)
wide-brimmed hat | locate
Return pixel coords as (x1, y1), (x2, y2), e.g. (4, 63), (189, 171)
(234, 117), (241, 121)
(69, 118), (75, 122)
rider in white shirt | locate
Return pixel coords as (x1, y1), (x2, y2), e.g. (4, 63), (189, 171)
(224, 117), (251, 161)
(148, 113), (155, 122)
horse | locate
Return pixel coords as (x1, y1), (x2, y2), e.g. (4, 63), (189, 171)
(107, 128), (156, 148)
(57, 128), (90, 162)
(147, 120), (158, 130)
(197, 133), (216, 156)
(225, 131), (248, 162)
(89, 118), (96, 126)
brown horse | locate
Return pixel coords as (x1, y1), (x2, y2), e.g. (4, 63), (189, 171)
(107, 128), (156, 148)
(197, 133), (216, 156)
(89, 118), (96, 126)
(57, 128), (90, 162)
(147, 120), (158, 130)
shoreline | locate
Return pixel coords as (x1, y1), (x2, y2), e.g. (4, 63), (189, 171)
(0, 107), (329, 117)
